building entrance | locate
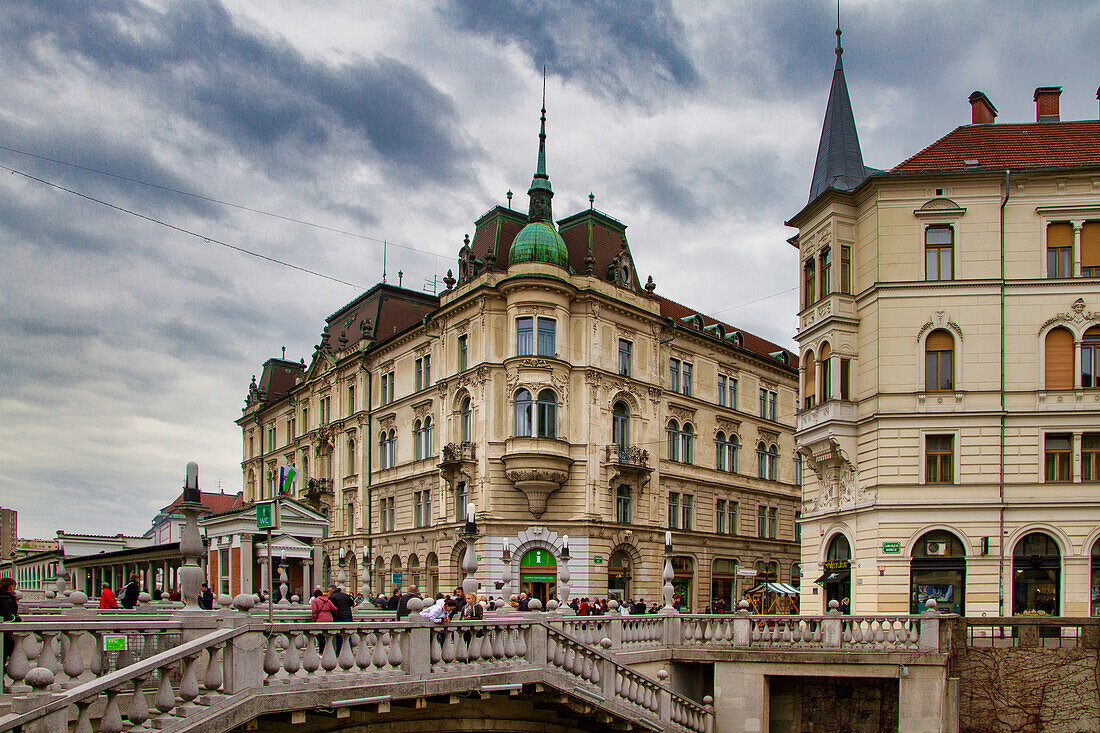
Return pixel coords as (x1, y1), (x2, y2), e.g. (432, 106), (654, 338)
(520, 549), (557, 605)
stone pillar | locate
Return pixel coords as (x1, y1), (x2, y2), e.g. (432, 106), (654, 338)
(1073, 220), (1084, 277)
(178, 500), (206, 610)
(240, 534), (253, 594)
(713, 662), (767, 733)
(899, 665), (949, 733)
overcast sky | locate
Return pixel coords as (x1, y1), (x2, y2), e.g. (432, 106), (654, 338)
(2, 1), (1098, 539)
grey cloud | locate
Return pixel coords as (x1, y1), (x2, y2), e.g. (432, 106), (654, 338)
(441, 0), (699, 105)
(628, 166), (703, 221)
(2, 0), (473, 185)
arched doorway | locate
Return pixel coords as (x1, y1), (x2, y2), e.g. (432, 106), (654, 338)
(817, 534), (852, 611)
(1012, 532), (1061, 616)
(1091, 540), (1100, 617)
(671, 556), (693, 611)
(426, 553), (439, 598)
(390, 556), (403, 594)
(408, 554), (420, 592)
(519, 548), (557, 604)
(711, 558), (738, 612)
(322, 556), (332, 589)
(909, 530), (966, 614)
(346, 554), (358, 596)
(607, 551), (631, 601)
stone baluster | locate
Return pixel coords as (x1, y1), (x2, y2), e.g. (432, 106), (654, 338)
(263, 635), (283, 678)
(155, 668), (176, 716)
(203, 645), (224, 691)
(100, 685), (125, 733)
(126, 673), (151, 729)
(5, 631), (34, 691)
(354, 632), (372, 670)
(179, 652), (201, 704)
(73, 697), (96, 733)
(338, 632), (355, 671)
(277, 556), (290, 606)
(62, 630), (87, 686)
(284, 633), (302, 677)
(302, 632), (321, 673)
(320, 633), (338, 671)
(38, 630), (62, 676)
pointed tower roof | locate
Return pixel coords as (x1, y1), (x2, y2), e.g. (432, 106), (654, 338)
(807, 24), (869, 203)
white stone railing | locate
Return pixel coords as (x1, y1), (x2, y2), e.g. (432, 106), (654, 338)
(680, 612), (933, 652)
(549, 614), (665, 649)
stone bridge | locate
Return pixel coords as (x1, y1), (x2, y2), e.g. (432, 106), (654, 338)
(3, 596), (1097, 732)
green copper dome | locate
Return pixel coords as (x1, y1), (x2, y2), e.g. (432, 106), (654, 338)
(509, 221), (570, 268)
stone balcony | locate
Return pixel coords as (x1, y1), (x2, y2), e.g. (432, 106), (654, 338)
(502, 436), (573, 518)
(438, 441), (477, 491)
(795, 399), (857, 439)
(602, 443), (653, 494)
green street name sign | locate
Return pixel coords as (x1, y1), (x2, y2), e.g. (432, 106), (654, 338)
(882, 542), (902, 554)
(103, 635), (128, 652)
(256, 501), (278, 530)
(593, 555), (604, 565)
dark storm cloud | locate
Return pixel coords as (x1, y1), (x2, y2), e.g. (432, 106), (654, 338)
(628, 166), (703, 220)
(442, 0), (699, 104)
(2, 0), (473, 184)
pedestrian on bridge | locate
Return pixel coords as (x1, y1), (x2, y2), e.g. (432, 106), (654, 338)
(121, 573), (141, 609)
(1, 577), (20, 666)
(99, 583), (119, 609)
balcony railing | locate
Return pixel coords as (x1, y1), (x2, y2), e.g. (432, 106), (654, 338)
(604, 444), (650, 467)
(440, 441), (475, 464)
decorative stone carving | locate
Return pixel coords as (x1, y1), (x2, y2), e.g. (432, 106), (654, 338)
(667, 403), (696, 425)
(502, 437), (573, 518)
(377, 413), (396, 431)
(801, 439), (876, 512)
(412, 400), (433, 420)
(715, 416), (741, 436)
(1040, 298), (1099, 332)
(917, 310), (964, 342)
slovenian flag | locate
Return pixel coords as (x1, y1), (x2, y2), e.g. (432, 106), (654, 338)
(278, 465), (297, 495)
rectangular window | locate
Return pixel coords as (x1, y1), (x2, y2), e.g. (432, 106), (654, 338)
(320, 396), (331, 423)
(668, 492), (680, 530)
(380, 497), (395, 533)
(768, 507), (778, 539)
(795, 510), (802, 542)
(682, 494), (693, 530)
(819, 247), (831, 298)
(616, 485), (632, 523)
(619, 339), (632, 377)
(380, 372), (394, 405)
(682, 362), (693, 396)
(423, 354), (431, 386)
(730, 378), (738, 410)
(716, 499), (726, 533)
(1082, 222), (1100, 277)
(821, 358), (832, 402)
(301, 407), (308, 431)
(840, 245), (851, 294)
(346, 502), (355, 533)
(840, 358), (851, 400)
(1044, 433), (1072, 482)
(415, 358), (423, 391)
(925, 435), (954, 484)
(926, 334), (954, 392)
(287, 418), (296, 443)
(728, 501), (738, 535)
(670, 358), (681, 393)
(249, 436), (255, 458)
(718, 375), (727, 406)
(219, 549), (230, 596)
(804, 260), (816, 307)
(759, 388), (767, 418)
(537, 318), (556, 357)
(925, 226), (954, 281)
(348, 385), (355, 415)
(1047, 222), (1074, 278)
(768, 391), (777, 421)
(517, 317), (534, 356)
(458, 334), (468, 371)
(757, 506), (767, 538)
(456, 482), (467, 521)
(1083, 434), (1100, 482)
(414, 490), (431, 528)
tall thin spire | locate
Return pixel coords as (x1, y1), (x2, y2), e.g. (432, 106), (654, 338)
(807, 6), (868, 203)
(527, 66), (554, 223)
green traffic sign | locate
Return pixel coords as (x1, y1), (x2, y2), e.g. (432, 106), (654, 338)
(882, 542), (902, 554)
(103, 635), (128, 652)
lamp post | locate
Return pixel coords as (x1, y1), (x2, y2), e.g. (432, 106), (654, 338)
(460, 503), (479, 597)
(178, 462), (206, 611)
(660, 531), (677, 615)
(337, 546), (347, 589)
(555, 535), (573, 613)
(360, 547), (370, 599)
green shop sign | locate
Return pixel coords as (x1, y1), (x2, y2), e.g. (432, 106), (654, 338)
(103, 635), (128, 652)
(520, 573), (556, 582)
(882, 542), (902, 555)
(520, 549), (556, 567)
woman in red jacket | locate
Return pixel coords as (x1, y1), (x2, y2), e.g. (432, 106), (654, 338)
(99, 583), (119, 609)
(310, 589), (338, 654)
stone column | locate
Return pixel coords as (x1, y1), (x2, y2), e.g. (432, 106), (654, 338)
(240, 534), (254, 594)
(1073, 220), (1084, 277)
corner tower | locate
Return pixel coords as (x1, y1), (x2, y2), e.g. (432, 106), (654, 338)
(807, 24), (869, 203)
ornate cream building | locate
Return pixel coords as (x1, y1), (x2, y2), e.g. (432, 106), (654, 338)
(238, 106), (801, 610)
(790, 29), (1100, 616)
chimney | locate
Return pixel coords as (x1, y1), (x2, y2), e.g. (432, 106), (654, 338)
(1034, 86), (1062, 122)
(969, 91), (997, 124)
(1096, 86), (1099, 119)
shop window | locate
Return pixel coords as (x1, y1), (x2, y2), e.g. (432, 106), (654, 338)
(910, 530), (966, 614)
(1012, 533), (1061, 616)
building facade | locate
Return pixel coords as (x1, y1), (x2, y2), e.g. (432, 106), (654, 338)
(238, 107), (802, 610)
(0, 506), (15, 560)
(790, 29), (1100, 616)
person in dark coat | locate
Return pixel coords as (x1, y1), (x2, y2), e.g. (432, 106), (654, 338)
(396, 586), (419, 619)
(517, 593), (530, 612)
(386, 588), (401, 611)
(199, 583), (214, 610)
(329, 586), (354, 621)
(1, 577), (20, 665)
(120, 573), (141, 609)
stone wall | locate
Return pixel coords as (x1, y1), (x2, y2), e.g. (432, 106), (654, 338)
(954, 645), (1100, 733)
(768, 676), (899, 733)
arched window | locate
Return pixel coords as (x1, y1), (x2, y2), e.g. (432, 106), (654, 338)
(347, 439), (356, 475)
(1045, 327), (1074, 390)
(803, 348), (816, 409)
(1012, 532), (1061, 616)
(715, 432), (727, 471)
(1084, 326), (1100, 388)
(757, 442), (767, 478)
(823, 534), (852, 610)
(910, 530), (967, 614)
(536, 389), (557, 438)
(925, 329), (954, 391)
(408, 554), (421, 590)
(767, 444), (778, 480)
(681, 423), (694, 464)
(461, 397), (472, 442)
(608, 551), (631, 601)
(514, 389), (533, 437)
(728, 435), (739, 473)
(426, 553), (439, 597)
(387, 429), (396, 468)
(379, 433), (388, 469)
(413, 419), (423, 460)
(820, 342), (832, 401)
(804, 259), (816, 307)
(667, 420), (680, 462)
(612, 401), (630, 448)
(422, 416), (433, 457)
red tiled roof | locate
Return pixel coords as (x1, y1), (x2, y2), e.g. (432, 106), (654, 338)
(559, 210), (630, 277)
(893, 121), (1100, 173)
(160, 491), (244, 516)
(653, 295), (798, 369)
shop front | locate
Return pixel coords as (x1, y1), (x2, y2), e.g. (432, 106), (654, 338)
(607, 551), (631, 601)
(909, 530), (966, 615)
(1092, 540), (1100, 617)
(816, 534), (851, 611)
(520, 548), (556, 605)
(671, 556), (693, 611)
(1012, 532), (1061, 616)
(711, 558), (738, 612)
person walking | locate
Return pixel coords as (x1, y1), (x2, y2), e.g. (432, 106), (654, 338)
(396, 585), (419, 620)
(310, 589), (338, 654)
(198, 583), (214, 610)
(120, 573), (141, 609)
(99, 582), (119, 609)
(1, 577), (20, 666)
(386, 587), (401, 611)
(329, 586), (354, 621)
(517, 592), (530, 612)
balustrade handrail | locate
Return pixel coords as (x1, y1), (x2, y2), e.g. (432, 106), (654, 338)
(0, 626), (244, 733)
(0, 620), (188, 633)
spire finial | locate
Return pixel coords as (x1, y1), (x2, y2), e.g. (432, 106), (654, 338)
(526, 66), (554, 223)
(835, 0), (843, 63)
(536, 66), (548, 179)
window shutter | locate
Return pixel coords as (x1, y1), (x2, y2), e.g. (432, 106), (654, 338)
(1047, 222), (1074, 248)
(1082, 222), (1100, 267)
(1044, 327), (1074, 390)
(926, 330), (953, 352)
